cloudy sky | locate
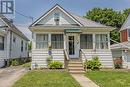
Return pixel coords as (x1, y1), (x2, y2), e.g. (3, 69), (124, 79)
(12, 0), (130, 40)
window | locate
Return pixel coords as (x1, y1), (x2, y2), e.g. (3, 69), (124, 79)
(51, 34), (64, 49)
(54, 13), (60, 25)
(21, 40), (23, 52)
(13, 37), (16, 43)
(95, 34), (108, 49)
(36, 34), (48, 49)
(80, 34), (93, 49)
(0, 36), (4, 50)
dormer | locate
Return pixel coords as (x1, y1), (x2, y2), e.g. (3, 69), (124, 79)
(120, 14), (130, 42)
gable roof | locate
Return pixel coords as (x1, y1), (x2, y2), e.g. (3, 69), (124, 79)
(70, 13), (109, 28)
(0, 14), (29, 41)
(30, 4), (83, 27)
(120, 13), (130, 31)
(29, 4), (112, 29)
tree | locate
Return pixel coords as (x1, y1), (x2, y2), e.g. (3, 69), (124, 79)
(84, 8), (129, 44)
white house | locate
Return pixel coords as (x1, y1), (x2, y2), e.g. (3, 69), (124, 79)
(29, 4), (114, 71)
(111, 14), (130, 69)
(0, 14), (29, 67)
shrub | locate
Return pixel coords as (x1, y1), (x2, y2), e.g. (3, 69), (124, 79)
(48, 61), (63, 69)
(11, 59), (19, 66)
(114, 58), (122, 69)
(84, 56), (102, 70)
(46, 56), (53, 65)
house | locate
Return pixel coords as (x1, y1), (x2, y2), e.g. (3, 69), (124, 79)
(111, 14), (130, 69)
(0, 14), (29, 68)
(29, 4), (114, 70)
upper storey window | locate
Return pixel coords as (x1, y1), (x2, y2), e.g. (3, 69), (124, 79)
(54, 13), (60, 25)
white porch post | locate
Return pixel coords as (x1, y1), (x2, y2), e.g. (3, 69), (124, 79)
(32, 33), (36, 50)
(108, 33), (110, 50)
(93, 33), (96, 51)
(48, 33), (51, 47)
(64, 34), (66, 50)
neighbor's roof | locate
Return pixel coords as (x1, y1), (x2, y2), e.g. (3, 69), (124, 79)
(29, 4), (113, 29)
(120, 14), (130, 31)
(0, 14), (29, 41)
(110, 41), (130, 50)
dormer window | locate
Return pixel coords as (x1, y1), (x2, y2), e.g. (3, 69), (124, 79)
(54, 13), (60, 25)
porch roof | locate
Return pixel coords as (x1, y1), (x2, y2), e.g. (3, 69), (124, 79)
(65, 29), (82, 33)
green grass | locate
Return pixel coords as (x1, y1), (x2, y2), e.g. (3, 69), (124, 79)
(86, 70), (130, 87)
(21, 62), (31, 68)
(13, 70), (81, 87)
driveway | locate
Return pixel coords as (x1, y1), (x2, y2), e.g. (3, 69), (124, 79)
(0, 67), (28, 87)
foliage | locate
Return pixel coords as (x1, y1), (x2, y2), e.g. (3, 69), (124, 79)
(114, 58), (122, 69)
(85, 8), (130, 44)
(22, 62), (31, 68)
(84, 56), (101, 70)
(13, 71), (81, 87)
(46, 56), (53, 65)
(11, 59), (19, 66)
(28, 41), (32, 50)
(86, 70), (130, 87)
(48, 61), (63, 69)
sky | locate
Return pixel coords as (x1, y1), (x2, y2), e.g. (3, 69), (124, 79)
(11, 0), (130, 40)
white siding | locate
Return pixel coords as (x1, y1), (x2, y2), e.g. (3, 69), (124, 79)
(11, 32), (28, 59)
(31, 49), (64, 69)
(0, 51), (5, 67)
(81, 49), (114, 68)
(38, 8), (78, 26)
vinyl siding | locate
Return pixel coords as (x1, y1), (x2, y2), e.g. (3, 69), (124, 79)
(31, 49), (64, 69)
(81, 49), (114, 68)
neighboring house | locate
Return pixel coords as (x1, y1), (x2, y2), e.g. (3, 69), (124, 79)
(0, 14), (29, 68)
(29, 4), (114, 70)
(111, 14), (130, 69)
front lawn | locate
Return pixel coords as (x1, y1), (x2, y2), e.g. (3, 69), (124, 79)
(86, 70), (130, 87)
(13, 70), (81, 87)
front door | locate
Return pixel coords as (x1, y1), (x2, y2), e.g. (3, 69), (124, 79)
(67, 34), (80, 58)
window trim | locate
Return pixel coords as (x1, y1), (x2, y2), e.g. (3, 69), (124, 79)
(51, 34), (64, 49)
(80, 34), (93, 49)
(95, 34), (109, 49)
(36, 34), (48, 49)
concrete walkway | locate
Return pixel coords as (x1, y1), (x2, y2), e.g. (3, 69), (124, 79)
(0, 67), (28, 87)
(71, 74), (99, 87)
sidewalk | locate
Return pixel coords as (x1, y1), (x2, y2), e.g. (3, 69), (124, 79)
(0, 67), (28, 87)
(71, 74), (99, 87)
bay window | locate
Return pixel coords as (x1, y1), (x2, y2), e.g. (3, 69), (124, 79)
(80, 34), (93, 49)
(0, 36), (4, 50)
(95, 34), (108, 49)
(51, 34), (63, 49)
(36, 34), (48, 49)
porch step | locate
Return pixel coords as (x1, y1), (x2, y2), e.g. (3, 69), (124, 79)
(69, 71), (85, 74)
(68, 59), (85, 74)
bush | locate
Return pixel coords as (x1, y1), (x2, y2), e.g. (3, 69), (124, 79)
(46, 56), (53, 65)
(48, 61), (63, 69)
(84, 56), (102, 70)
(114, 58), (122, 69)
(11, 60), (19, 66)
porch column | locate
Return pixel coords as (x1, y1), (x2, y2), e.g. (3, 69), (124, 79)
(108, 33), (110, 50)
(64, 34), (66, 50)
(93, 33), (96, 51)
(48, 33), (51, 47)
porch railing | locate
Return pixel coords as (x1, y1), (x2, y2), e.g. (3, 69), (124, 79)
(64, 49), (69, 69)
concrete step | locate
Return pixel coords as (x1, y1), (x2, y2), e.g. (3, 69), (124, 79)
(69, 71), (85, 74)
(68, 64), (83, 67)
(69, 67), (85, 70)
(68, 61), (82, 64)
